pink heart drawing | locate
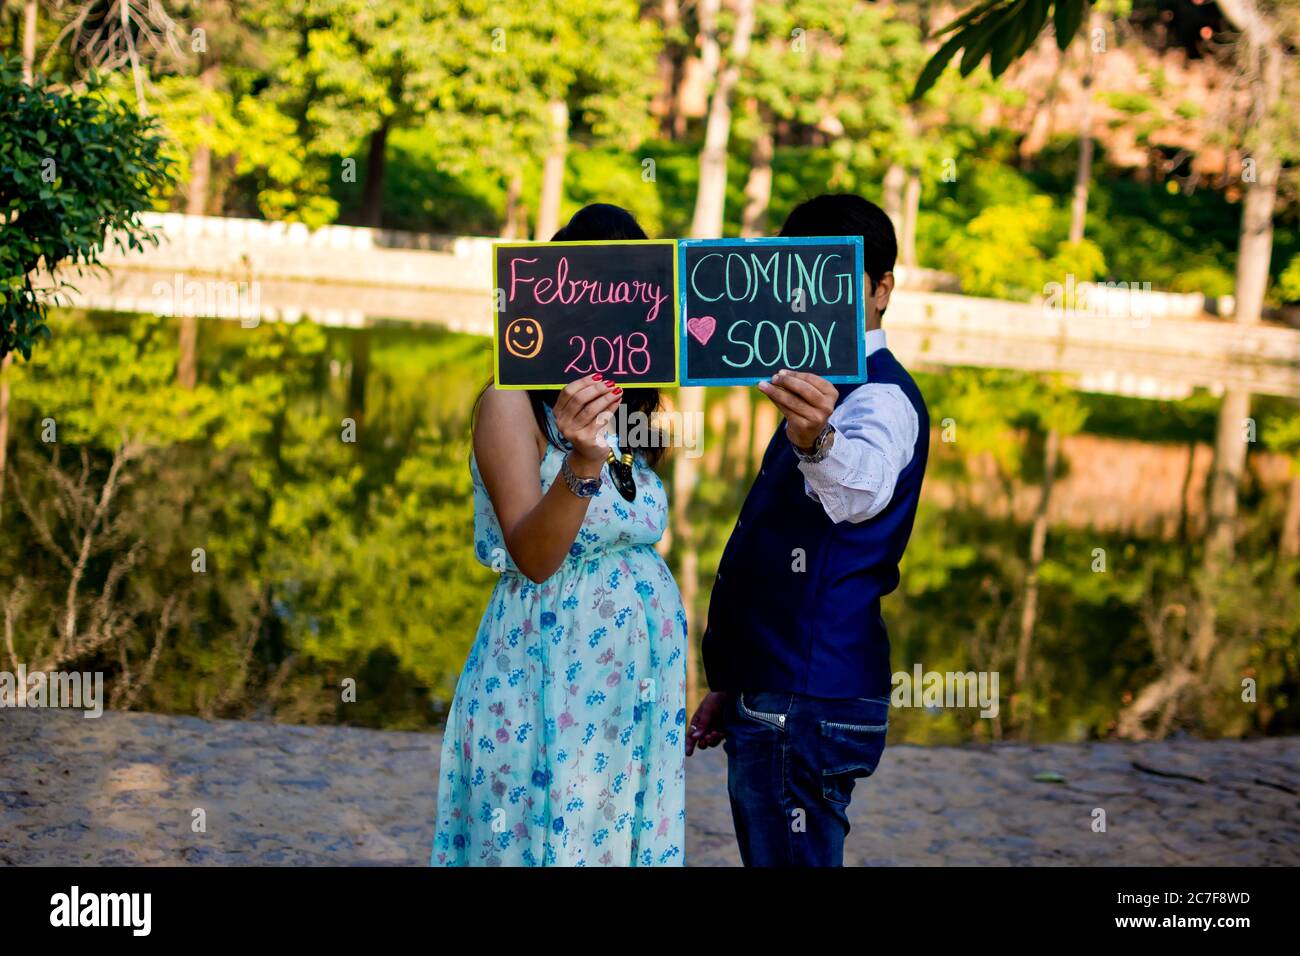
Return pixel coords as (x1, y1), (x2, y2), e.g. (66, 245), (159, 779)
(687, 315), (717, 346)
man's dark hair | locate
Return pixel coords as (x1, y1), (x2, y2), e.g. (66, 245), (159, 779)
(779, 194), (897, 294)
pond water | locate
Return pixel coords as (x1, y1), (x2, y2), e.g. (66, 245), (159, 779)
(2, 310), (1297, 742)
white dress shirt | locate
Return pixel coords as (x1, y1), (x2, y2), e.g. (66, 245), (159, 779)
(796, 329), (920, 524)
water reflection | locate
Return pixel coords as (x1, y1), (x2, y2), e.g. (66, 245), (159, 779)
(1, 311), (1296, 742)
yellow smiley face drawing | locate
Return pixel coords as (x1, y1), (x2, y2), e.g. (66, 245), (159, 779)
(504, 317), (544, 359)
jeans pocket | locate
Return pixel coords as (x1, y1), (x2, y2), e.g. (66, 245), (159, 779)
(818, 718), (888, 806)
(736, 692), (790, 732)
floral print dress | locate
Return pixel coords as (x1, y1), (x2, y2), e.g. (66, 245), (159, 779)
(432, 425), (687, 866)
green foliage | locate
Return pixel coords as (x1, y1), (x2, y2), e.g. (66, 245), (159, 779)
(913, 0), (1091, 100)
(4, 315), (1297, 739)
(332, 126), (505, 234)
(0, 310), (505, 727)
(0, 60), (173, 359)
(1276, 252), (1300, 304)
(939, 194), (1105, 299)
(426, 0), (659, 212)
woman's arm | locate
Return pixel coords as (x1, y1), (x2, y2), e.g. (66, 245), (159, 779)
(475, 375), (623, 583)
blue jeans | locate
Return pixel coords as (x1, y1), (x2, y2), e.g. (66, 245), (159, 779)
(723, 691), (890, 867)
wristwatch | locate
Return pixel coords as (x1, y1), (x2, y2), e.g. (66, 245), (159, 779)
(561, 453), (602, 498)
(793, 423), (835, 463)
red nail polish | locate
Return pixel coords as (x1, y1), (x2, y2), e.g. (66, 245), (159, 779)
(592, 374), (602, 381)
(613, 386), (623, 394)
(605, 380), (617, 388)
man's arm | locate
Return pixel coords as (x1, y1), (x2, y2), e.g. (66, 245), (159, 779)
(798, 383), (918, 523)
(758, 370), (918, 525)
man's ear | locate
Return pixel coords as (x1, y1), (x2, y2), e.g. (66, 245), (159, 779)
(872, 271), (896, 318)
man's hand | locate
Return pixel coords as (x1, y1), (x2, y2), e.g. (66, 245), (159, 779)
(757, 369), (837, 452)
(685, 691), (729, 756)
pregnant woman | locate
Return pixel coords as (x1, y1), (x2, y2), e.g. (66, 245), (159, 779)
(432, 205), (688, 866)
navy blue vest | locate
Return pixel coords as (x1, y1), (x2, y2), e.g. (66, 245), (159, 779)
(701, 348), (929, 699)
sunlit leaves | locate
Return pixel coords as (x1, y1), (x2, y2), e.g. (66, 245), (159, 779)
(0, 58), (173, 359)
(912, 0), (1090, 100)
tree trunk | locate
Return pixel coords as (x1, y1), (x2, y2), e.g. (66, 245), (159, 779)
(1068, 13), (1100, 244)
(883, 163), (905, 231)
(535, 99), (569, 241)
(1013, 427), (1059, 733)
(1117, 0), (1285, 737)
(177, 57), (216, 390)
(656, 0), (684, 139)
(500, 168), (525, 239)
(1217, 0), (1283, 325)
(22, 0), (37, 84)
(1280, 472), (1300, 558)
(1119, 389), (1251, 737)
(348, 328), (371, 452)
(186, 61), (219, 217)
(697, 0), (722, 91)
(680, 0), (752, 708)
(0, 353), (11, 518)
(359, 121), (389, 229)
(176, 314), (199, 389)
(739, 113), (773, 238)
(900, 167), (921, 268)
(728, 387), (751, 480)
(1193, 389), (1251, 664)
(689, 0), (754, 239)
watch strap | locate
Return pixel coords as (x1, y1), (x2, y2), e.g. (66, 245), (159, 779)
(561, 454), (602, 498)
(794, 423), (835, 463)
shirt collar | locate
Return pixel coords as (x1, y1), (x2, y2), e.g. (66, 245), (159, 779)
(865, 328), (887, 356)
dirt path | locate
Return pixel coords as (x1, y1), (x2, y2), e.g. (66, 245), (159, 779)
(2, 708), (1297, 866)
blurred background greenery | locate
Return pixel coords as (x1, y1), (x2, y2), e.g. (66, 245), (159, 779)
(3, 0), (1299, 743)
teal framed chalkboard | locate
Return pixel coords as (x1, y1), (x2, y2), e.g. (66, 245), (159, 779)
(677, 236), (867, 387)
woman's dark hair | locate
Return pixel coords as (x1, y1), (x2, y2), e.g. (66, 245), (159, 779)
(475, 203), (666, 468)
(780, 193), (897, 296)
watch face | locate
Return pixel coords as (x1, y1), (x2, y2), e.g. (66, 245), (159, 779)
(563, 457), (602, 497)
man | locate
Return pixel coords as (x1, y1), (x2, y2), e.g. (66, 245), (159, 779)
(685, 194), (929, 867)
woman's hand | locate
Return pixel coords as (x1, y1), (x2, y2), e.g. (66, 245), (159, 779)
(553, 374), (623, 470)
(474, 379), (623, 584)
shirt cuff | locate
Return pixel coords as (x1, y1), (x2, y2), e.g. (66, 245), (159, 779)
(798, 428), (886, 523)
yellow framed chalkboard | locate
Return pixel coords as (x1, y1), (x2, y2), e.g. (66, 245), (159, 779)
(493, 240), (680, 389)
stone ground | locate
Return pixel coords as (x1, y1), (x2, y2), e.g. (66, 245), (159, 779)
(2, 707), (1298, 866)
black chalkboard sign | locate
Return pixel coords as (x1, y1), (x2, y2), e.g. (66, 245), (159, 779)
(678, 236), (866, 386)
(494, 241), (679, 388)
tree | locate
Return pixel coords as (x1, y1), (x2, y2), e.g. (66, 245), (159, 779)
(916, 0), (1299, 737)
(673, 0), (754, 707)
(525, 0), (658, 239)
(269, 0), (454, 229)
(22, 0), (39, 83)
(424, 0), (657, 240)
(0, 59), (172, 362)
(689, 0), (754, 240)
(1012, 380), (1086, 734)
(734, 0), (932, 239)
(44, 0), (187, 112)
